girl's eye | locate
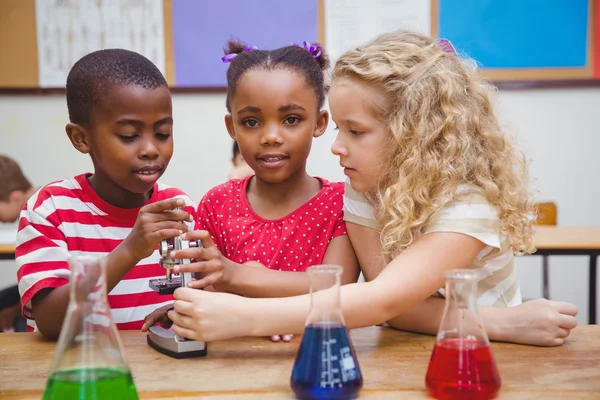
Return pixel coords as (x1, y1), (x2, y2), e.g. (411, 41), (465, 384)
(243, 119), (259, 127)
(350, 130), (364, 136)
(285, 116), (300, 125)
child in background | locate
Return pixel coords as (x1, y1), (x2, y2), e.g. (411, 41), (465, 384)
(16, 49), (222, 339)
(164, 31), (578, 347)
(227, 141), (254, 180)
(143, 40), (359, 342)
(0, 154), (35, 332)
(0, 155), (36, 224)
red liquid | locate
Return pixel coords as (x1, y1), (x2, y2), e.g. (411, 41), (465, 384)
(425, 339), (501, 400)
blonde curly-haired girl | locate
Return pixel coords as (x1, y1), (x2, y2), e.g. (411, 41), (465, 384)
(165, 31), (578, 347)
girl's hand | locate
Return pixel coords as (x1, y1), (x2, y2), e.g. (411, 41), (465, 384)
(498, 298), (578, 346)
(171, 231), (224, 289)
(270, 334), (294, 342)
(167, 287), (252, 342)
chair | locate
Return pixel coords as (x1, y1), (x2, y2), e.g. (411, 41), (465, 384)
(535, 202), (557, 299)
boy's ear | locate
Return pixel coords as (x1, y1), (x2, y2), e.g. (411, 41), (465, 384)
(224, 114), (236, 140)
(313, 110), (329, 138)
(66, 123), (91, 154)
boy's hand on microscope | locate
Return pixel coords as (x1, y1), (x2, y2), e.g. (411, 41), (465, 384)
(171, 230), (224, 289)
(122, 198), (192, 262)
(141, 304), (174, 332)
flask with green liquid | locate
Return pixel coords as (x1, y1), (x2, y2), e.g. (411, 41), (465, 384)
(42, 256), (139, 400)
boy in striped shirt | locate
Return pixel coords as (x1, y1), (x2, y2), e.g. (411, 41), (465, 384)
(15, 49), (219, 339)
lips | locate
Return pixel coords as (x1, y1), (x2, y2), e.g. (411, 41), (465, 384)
(257, 153), (288, 162)
(135, 165), (163, 175)
(256, 153), (289, 169)
(133, 165), (164, 183)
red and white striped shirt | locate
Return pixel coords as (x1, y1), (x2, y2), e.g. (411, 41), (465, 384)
(16, 173), (195, 331)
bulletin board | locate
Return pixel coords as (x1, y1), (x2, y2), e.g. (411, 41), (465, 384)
(0, 0), (597, 91)
(171, 0), (320, 87)
(0, 0), (321, 91)
(437, 0), (598, 85)
(322, 0), (599, 88)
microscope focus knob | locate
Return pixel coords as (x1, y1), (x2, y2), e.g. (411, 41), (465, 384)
(188, 240), (202, 248)
(159, 241), (169, 256)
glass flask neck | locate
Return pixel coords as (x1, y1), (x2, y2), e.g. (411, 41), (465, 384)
(49, 256), (129, 373)
(305, 265), (344, 326)
(445, 271), (478, 310)
(437, 269), (489, 344)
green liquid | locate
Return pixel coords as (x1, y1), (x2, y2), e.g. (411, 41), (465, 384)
(42, 367), (139, 400)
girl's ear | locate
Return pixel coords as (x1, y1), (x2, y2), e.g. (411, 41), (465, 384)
(225, 114), (236, 140)
(313, 110), (329, 138)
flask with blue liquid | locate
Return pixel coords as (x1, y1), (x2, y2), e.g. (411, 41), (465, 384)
(291, 265), (363, 400)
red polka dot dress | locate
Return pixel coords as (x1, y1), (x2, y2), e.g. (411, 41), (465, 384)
(196, 176), (347, 272)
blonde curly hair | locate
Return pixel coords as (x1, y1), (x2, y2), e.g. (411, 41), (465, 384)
(332, 30), (535, 257)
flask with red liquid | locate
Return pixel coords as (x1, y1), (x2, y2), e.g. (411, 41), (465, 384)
(425, 269), (501, 400)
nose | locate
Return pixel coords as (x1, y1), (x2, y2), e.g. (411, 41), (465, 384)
(260, 123), (283, 146)
(139, 136), (159, 159)
(331, 131), (348, 157)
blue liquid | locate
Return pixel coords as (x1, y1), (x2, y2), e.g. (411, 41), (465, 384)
(291, 323), (363, 400)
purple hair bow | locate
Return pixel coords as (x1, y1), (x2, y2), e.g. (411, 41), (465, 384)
(438, 38), (457, 56)
(293, 41), (322, 58)
(221, 45), (258, 63)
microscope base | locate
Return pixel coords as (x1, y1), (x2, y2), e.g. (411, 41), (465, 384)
(147, 325), (207, 359)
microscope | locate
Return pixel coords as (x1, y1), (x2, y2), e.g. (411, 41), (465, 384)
(147, 231), (208, 359)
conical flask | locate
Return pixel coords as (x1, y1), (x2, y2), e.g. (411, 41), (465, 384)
(42, 256), (139, 400)
(291, 265), (362, 400)
(425, 269), (501, 400)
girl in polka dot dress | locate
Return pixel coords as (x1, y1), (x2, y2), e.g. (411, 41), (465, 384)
(147, 40), (360, 342)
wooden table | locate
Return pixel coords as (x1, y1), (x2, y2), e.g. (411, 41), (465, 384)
(0, 243), (15, 260)
(533, 226), (600, 324)
(0, 326), (598, 399)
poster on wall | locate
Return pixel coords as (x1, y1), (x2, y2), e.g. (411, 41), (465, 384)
(35, 0), (165, 87)
(324, 0), (431, 63)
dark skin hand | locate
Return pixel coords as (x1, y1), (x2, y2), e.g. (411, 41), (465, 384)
(32, 198), (191, 340)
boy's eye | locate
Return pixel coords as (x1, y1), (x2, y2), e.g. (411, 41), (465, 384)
(155, 132), (172, 140)
(118, 134), (137, 142)
(284, 116), (301, 125)
(350, 130), (364, 136)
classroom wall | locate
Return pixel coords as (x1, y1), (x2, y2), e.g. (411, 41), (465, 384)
(1, 87), (599, 323)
